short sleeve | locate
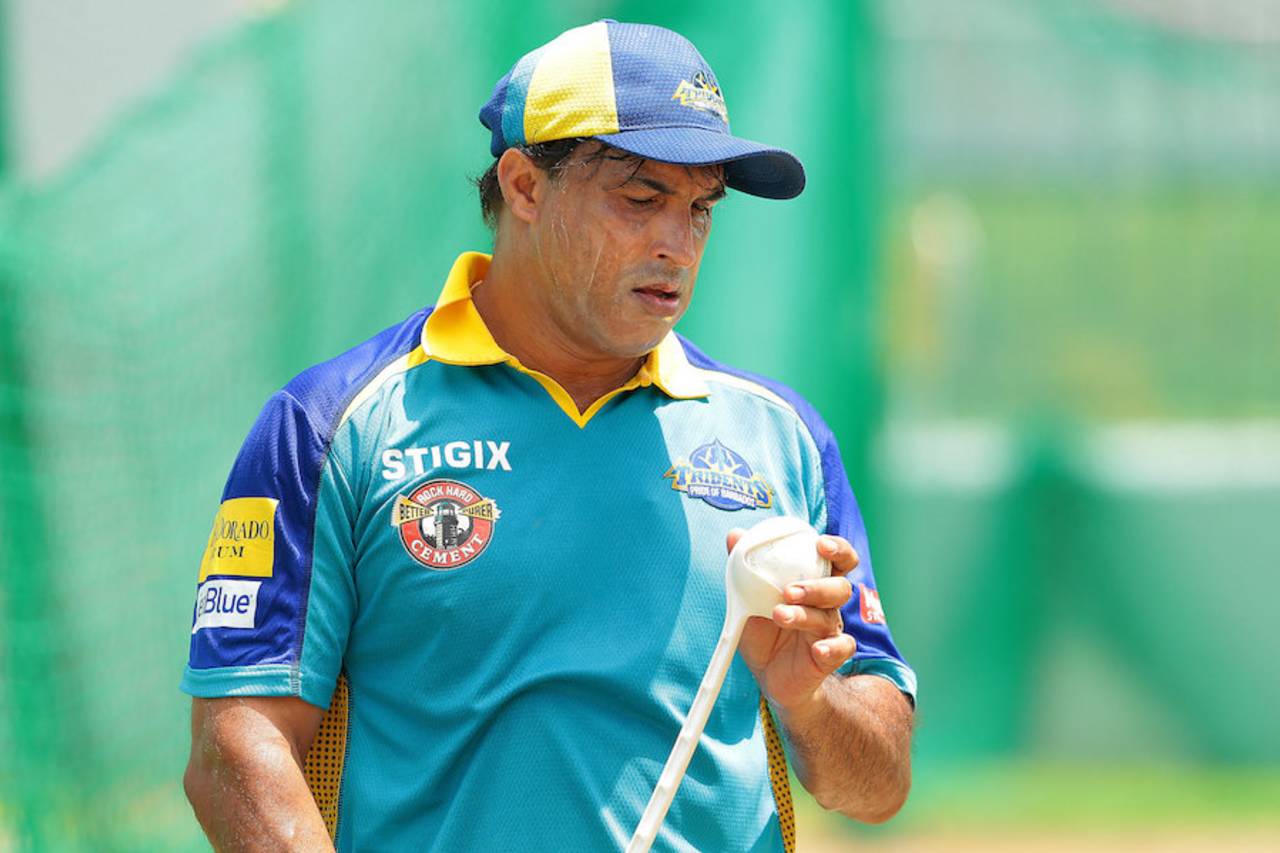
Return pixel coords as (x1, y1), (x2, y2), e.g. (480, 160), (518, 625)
(180, 390), (356, 709)
(816, 433), (918, 703)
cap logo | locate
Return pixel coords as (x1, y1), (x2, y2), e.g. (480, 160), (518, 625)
(671, 70), (728, 124)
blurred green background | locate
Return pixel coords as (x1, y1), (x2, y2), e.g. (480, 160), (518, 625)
(1, 0), (1277, 850)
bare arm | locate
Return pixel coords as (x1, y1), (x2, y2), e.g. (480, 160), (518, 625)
(184, 696), (332, 852)
(773, 674), (913, 822)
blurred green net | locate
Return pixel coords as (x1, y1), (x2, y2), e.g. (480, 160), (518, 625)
(873, 0), (1280, 771)
(1, 0), (1277, 849)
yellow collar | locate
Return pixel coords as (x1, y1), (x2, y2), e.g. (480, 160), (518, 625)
(421, 252), (710, 403)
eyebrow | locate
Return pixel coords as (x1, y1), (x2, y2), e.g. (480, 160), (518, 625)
(627, 175), (727, 203)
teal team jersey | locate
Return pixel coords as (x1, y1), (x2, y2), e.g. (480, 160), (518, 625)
(183, 252), (916, 852)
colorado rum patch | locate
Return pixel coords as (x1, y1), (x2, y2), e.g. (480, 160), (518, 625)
(199, 497), (278, 581)
(391, 479), (500, 570)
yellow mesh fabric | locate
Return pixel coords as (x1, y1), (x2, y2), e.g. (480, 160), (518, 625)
(760, 696), (796, 853)
(523, 21), (619, 142)
(303, 674), (350, 840)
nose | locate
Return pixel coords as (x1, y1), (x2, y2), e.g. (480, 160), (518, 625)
(652, 207), (700, 269)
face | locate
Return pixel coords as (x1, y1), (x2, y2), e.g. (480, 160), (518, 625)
(525, 145), (726, 361)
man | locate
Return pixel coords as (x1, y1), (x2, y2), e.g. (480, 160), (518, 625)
(183, 20), (915, 852)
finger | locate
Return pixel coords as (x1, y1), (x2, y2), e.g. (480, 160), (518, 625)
(725, 528), (746, 554)
(782, 576), (853, 609)
(810, 633), (857, 674)
(772, 603), (845, 638)
(817, 535), (859, 576)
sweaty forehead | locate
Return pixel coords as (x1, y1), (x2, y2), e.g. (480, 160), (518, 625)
(635, 159), (726, 194)
(571, 147), (725, 196)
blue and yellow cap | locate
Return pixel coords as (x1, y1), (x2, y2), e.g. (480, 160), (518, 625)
(479, 20), (806, 200)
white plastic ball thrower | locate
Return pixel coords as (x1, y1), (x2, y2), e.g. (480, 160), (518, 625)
(627, 516), (831, 853)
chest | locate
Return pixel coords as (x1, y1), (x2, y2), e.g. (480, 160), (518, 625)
(338, 367), (816, 689)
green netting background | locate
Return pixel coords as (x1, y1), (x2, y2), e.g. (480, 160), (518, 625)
(1, 0), (1277, 849)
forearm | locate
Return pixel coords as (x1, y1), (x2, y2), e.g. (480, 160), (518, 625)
(185, 702), (333, 852)
(773, 672), (913, 823)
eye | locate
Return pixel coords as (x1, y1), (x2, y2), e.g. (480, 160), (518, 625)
(692, 202), (717, 226)
(627, 195), (660, 208)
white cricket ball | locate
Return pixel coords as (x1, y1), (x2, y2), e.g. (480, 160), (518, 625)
(726, 516), (831, 618)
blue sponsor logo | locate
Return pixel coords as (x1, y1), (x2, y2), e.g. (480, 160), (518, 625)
(191, 579), (261, 633)
(664, 439), (775, 512)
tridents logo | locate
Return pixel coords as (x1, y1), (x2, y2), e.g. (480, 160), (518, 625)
(390, 479), (500, 570)
(671, 70), (729, 123)
(665, 439), (774, 512)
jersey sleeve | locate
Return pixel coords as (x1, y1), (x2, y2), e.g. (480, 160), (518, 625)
(813, 429), (917, 703)
(180, 390), (356, 709)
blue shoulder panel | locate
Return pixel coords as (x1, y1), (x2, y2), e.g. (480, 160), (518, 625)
(185, 308), (431, 677)
(677, 335), (915, 699)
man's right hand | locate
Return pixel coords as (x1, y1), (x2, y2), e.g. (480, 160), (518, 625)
(185, 696), (332, 852)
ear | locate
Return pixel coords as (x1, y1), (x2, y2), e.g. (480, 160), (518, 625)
(496, 148), (544, 225)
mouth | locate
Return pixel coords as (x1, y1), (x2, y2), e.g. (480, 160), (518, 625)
(631, 283), (682, 313)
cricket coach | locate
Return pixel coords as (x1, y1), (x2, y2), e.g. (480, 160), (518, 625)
(183, 20), (915, 852)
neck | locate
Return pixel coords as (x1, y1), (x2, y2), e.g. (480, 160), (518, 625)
(473, 250), (646, 413)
